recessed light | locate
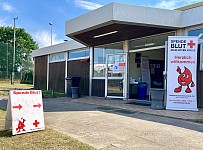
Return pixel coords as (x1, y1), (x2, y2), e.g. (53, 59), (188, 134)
(93, 31), (118, 38)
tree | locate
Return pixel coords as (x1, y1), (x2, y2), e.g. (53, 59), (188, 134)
(0, 26), (39, 82)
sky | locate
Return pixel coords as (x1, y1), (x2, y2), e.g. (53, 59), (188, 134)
(0, 0), (202, 48)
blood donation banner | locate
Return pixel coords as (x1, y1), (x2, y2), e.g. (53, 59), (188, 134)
(4, 90), (45, 135)
(166, 36), (198, 111)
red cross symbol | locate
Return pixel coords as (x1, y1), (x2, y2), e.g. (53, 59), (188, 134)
(33, 120), (40, 127)
(187, 40), (196, 48)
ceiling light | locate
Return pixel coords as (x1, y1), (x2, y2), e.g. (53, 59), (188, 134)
(134, 43), (155, 48)
(144, 43), (155, 46)
(93, 31), (118, 38)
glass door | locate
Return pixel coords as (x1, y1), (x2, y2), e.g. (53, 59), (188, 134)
(105, 53), (127, 98)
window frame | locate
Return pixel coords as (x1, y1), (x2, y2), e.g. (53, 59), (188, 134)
(199, 43), (203, 71)
(93, 41), (124, 78)
(49, 52), (65, 63)
(187, 26), (203, 71)
(68, 48), (90, 61)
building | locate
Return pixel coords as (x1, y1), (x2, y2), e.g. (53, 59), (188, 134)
(32, 2), (203, 108)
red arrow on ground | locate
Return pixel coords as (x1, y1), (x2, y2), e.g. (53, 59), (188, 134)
(13, 104), (22, 110)
(33, 103), (41, 108)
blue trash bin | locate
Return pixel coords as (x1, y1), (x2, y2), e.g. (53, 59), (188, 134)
(138, 84), (148, 99)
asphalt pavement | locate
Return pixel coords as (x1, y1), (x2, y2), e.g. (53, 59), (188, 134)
(1, 96), (203, 150)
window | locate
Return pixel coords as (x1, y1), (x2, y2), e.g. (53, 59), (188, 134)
(93, 42), (123, 77)
(188, 28), (203, 39)
(49, 53), (65, 62)
(189, 28), (203, 70)
(200, 44), (203, 71)
(68, 49), (89, 59)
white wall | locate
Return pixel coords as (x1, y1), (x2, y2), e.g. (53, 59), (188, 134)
(181, 6), (203, 27)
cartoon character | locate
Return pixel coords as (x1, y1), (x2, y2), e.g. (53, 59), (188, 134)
(174, 66), (195, 93)
(16, 118), (26, 133)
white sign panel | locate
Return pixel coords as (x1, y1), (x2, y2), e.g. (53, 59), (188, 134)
(5, 90), (45, 135)
(166, 36), (198, 111)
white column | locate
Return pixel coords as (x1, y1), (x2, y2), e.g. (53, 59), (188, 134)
(176, 29), (185, 36)
(65, 52), (68, 94)
(164, 41), (168, 106)
(89, 47), (93, 96)
(123, 40), (129, 100)
(47, 55), (49, 90)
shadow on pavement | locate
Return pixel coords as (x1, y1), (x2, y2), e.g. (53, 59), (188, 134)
(1, 97), (203, 133)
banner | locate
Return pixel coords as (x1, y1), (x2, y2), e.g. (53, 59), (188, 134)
(166, 36), (198, 111)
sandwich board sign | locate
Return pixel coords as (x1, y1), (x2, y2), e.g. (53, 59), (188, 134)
(4, 90), (45, 135)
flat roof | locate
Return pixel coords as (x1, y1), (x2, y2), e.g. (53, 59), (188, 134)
(31, 40), (86, 58)
(66, 2), (182, 35)
(65, 2), (182, 46)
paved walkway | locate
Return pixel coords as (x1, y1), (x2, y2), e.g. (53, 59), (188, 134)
(73, 96), (203, 121)
(1, 96), (203, 149)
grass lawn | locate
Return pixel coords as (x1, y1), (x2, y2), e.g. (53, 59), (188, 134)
(0, 82), (94, 149)
(0, 109), (95, 150)
(42, 91), (66, 98)
(0, 81), (66, 98)
(0, 81), (33, 96)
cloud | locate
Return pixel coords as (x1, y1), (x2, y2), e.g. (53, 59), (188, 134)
(0, 17), (7, 26)
(154, 0), (202, 9)
(33, 30), (64, 48)
(0, 2), (15, 12)
(74, 0), (103, 10)
(155, 1), (176, 9)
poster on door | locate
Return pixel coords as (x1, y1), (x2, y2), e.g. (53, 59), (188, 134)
(166, 36), (198, 111)
(141, 57), (151, 94)
(113, 62), (125, 73)
(4, 90), (45, 135)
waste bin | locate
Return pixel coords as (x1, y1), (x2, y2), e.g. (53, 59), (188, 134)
(71, 87), (79, 98)
(150, 88), (165, 110)
(138, 83), (148, 99)
(65, 77), (81, 98)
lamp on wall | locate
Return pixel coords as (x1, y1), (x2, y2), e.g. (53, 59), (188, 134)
(80, 58), (90, 63)
(198, 33), (203, 39)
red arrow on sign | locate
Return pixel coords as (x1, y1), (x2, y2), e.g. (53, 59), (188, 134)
(13, 104), (22, 110)
(33, 103), (41, 108)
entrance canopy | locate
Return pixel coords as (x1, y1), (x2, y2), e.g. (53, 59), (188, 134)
(65, 3), (182, 46)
